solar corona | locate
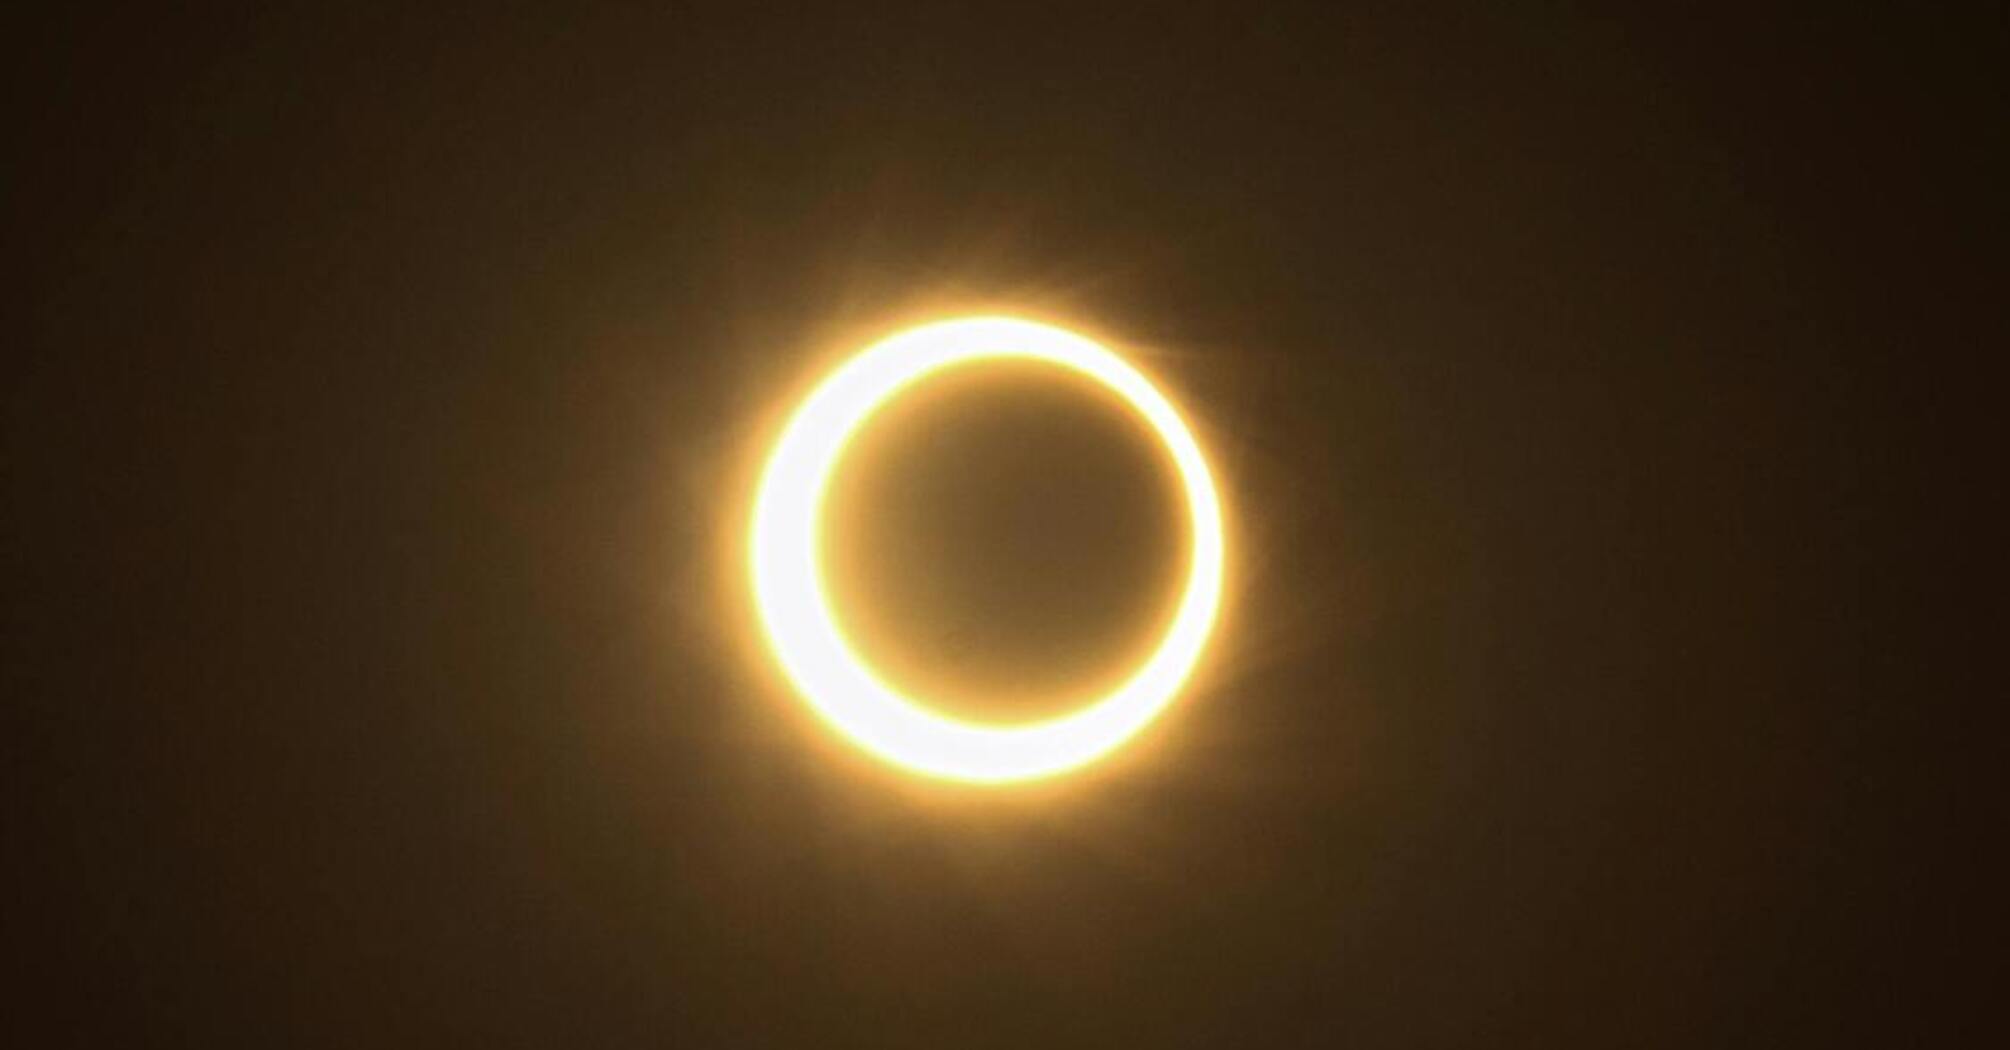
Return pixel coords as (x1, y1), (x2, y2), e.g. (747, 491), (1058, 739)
(750, 316), (1225, 784)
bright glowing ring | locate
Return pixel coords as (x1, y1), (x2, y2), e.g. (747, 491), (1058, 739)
(750, 316), (1224, 784)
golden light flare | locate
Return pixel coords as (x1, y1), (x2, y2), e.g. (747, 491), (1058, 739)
(750, 316), (1225, 784)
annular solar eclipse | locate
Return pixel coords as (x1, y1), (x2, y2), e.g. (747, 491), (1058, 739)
(750, 316), (1224, 783)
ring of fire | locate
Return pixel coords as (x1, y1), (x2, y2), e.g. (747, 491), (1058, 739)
(749, 316), (1224, 783)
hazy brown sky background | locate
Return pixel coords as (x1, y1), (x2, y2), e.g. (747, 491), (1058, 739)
(9, 4), (1991, 1045)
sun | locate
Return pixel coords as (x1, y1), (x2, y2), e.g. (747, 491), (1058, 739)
(749, 316), (1225, 784)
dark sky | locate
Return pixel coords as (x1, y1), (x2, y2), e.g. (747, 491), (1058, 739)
(8, 5), (1989, 1046)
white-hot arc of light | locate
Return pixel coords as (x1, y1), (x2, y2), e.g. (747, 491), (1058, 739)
(749, 316), (1224, 784)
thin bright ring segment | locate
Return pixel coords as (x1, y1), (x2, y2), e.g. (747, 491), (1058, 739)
(750, 316), (1225, 784)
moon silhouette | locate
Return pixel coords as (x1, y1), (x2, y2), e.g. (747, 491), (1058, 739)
(749, 316), (1225, 784)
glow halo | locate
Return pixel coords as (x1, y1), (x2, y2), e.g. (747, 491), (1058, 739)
(750, 316), (1224, 783)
